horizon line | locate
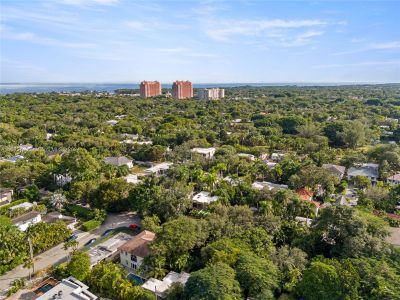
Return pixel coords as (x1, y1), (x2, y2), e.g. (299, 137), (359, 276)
(1, 81), (399, 85)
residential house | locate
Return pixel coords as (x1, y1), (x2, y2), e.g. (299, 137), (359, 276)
(0, 188), (13, 207)
(42, 212), (77, 230)
(19, 144), (34, 151)
(237, 153), (255, 161)
(347, 163), (379, 184)
(12, 211), (42, 231)
(335, 195), (351, 207)
(132, 140), (153, 145)
(46, 132), (54, 140)
(121, 133), (139, 140)
(252, 181), (288, 191)
(142, 271), (190, 299)
(123, 174), (142, 184)
(9, 201), (35, 212)
(270, 152), (285, 162)
(89, 233), (132, 267)
(388, 173), (400, 185)
(0, 155), (24, 163)
(191, 147), (216, 159)
(192, 191), (219, 209)
(105, 120), (118, 126)
(144, 162), (173, 176)
(119, 230), (156, 272)
(46, 149), (63, 159)
(35, 276), (98, 300)
(322, 164), (346, 180)
(104, 156), (133, 168)
(296, 188), (320, 216)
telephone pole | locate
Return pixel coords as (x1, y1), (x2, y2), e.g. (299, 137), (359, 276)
(28, 237), (34, 279)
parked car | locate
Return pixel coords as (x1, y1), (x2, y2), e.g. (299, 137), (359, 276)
(66, 234), (78, 242)
(84, 238), (96, 246)
(102, 228), (113, 236)
(128, 224), (140, 230)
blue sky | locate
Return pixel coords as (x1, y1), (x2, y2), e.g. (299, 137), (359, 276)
(0, 0), (399, 83)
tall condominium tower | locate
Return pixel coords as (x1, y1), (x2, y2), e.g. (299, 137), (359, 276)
(172, 81), (193, 99)
(197, 88), (225, 100)
(140, 81), (161, 98)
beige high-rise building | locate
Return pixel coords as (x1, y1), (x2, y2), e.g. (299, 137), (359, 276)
(197, 88), (225, 100)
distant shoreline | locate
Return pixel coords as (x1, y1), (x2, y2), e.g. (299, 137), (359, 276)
(1, 82), (398, 95)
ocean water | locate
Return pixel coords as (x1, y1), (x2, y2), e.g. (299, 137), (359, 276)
(0, 82), (362, 94)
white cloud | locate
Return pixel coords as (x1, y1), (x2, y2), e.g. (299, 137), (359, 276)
(369, 41), (400, 49)
(2, 29), (96, 48)
(125, 21), (147, 30)
(156, 48), (216, 57)
(297, 30), (324, 40)
(314, 60), (400, 68)
(61, 0), (119, 6)
(205, 19), (328, 41)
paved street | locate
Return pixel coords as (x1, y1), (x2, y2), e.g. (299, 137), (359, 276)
(0, 211), (139, 295)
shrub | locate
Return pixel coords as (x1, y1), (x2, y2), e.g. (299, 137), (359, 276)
(81, 219), (101, 231)
(64, 204), (93, 220)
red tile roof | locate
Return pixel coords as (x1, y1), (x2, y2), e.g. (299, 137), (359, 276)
(118, 230), (155, 258)
(296, 188), (314, 201)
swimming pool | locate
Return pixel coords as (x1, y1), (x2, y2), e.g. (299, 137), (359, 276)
(35, 283), (56, 294)
(127, 273), (145, 285)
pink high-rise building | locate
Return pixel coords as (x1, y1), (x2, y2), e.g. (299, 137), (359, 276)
(172, 81), (193, 99)
(140, 81), (161, 98)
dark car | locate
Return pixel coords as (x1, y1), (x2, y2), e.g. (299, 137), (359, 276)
(66, 234), (78, 242)
(84, 238), (96, 246)
(102, 228), (113, 237)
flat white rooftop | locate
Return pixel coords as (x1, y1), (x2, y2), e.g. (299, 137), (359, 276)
(192, 191), (219, 204)
(191, 147), (216, 154)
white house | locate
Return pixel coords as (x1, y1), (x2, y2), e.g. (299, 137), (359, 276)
(191, 147), (216, 159)
(12, 211), (42, 231)
(132, 140), (153, 145)
(119, 230), (155, 272)
(105, 120), (118, 126)
(144, 162), (173, 176)
(121, 133), (139, 140)
(88, 233), (131, 267)
(142, 271), (190, 299)
(252, 181), (288, 191)
(104, 156), (133, 168)
(0, 188), (13, 206)
(123, 174), (142, 184)
(19, 144), (34, 151)
(237, 153), (255, 161)
(36, 276), (98, 300)
(388, 173), (400, 185)
(270, 153), (285, 162)
(192, 191), (219, 209)
(1, 155), (24, 163)
(9, 201), (35, 211)
(347, 163), (379, 184)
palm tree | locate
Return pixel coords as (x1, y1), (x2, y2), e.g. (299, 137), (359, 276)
(50, 193), (67, 210)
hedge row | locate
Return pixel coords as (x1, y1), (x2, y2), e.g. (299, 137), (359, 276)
(81, 219), (101, 231)
(0, 199), (28, 215)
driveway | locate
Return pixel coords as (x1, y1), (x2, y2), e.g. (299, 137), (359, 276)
(387, 226), (400, 247)
(0, 211), (139, 296)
